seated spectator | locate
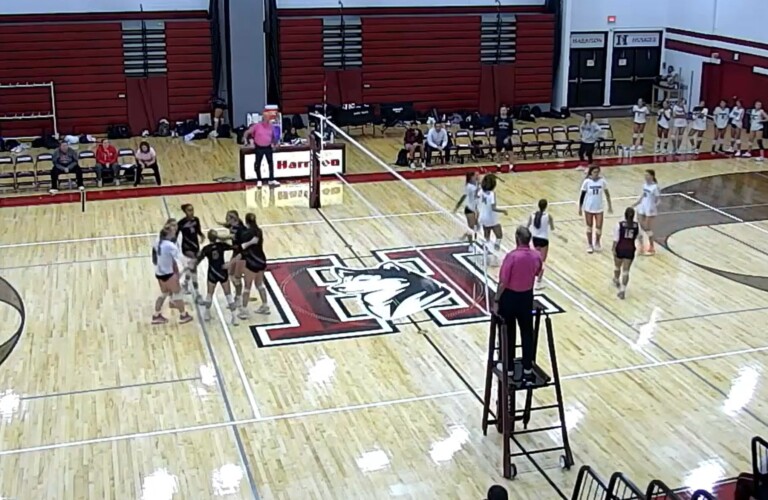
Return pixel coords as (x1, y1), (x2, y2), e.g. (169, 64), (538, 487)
(404, 122), (425, 168)
(282, 126), (302, 145)
(95, 138), (120, 187)
(134, 141), (162, 187)
(50, 141), (84, 194)
(426, 122), (451, 167)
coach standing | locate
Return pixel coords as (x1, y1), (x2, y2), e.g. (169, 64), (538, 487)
(243, 116), (280, 188)
(494, 226), (542, 383)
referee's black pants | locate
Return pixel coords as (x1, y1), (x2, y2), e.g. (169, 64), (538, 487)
(498, 289), (535, 371)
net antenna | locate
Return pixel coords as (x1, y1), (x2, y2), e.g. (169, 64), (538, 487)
(311, 112), (496, 319)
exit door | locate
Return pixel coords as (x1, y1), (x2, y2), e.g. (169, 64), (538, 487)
(610, 32), (661, 105)
(568, 48), (606, 108)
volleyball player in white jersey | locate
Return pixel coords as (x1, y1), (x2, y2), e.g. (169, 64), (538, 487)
(578, 165), (613, 253)
(688, 101), (708, 153)
(527, 199), (555, 289)
(712, 100), (730, 153)
(152, 221), (193, 325)
(631, 98), (650, 151)
(632, 169), (660, 255)
(745, 101), (768, 161)
(729, 99), (745, 156)
(454, 172), (480, 240)
(478, 174), (508, 256)
(655, 100), (672, 153)
(672, 98), (688, 153)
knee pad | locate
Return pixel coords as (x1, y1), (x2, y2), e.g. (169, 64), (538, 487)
(170, 292), (184, 302)
(594, 229), (602, 236)
(257, 285), (267, 293)
(163, 292), (172, 298)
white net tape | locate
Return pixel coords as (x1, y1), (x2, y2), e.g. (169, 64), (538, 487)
(314, 113), (504, 318)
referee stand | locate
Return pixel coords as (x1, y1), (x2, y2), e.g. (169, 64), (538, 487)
(481, 308), (574, 479)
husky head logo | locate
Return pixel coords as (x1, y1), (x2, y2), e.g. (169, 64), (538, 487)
(327, 261), (452, 321)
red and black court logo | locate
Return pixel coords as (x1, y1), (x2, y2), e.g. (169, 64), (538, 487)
(251, 243), (564, 347)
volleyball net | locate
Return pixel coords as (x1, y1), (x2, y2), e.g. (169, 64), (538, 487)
(312, 112), (502, 322)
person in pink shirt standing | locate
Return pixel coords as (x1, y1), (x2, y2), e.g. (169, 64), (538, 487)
(494, 226), (542, 384)
(243, 116), (279, 188)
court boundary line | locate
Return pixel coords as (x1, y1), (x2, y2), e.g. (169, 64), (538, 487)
(4, 196), (768, 251)
(22, 376), (200, 401)
(3, 341), (768, 457)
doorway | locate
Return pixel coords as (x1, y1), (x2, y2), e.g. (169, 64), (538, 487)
(567, 33), (607, 108)
(610, 32), (662, 105)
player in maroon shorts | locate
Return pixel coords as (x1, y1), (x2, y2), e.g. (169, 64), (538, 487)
(612, 207), (640, 300)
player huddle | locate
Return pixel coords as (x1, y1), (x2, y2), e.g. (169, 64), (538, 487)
(630, 97), (768, 158)
(150, 204), (270, 325)
(456, 166), (659, 300)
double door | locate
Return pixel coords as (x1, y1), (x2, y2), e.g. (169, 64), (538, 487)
(610, 44), (661, 105)
(568, 48), (607, 108)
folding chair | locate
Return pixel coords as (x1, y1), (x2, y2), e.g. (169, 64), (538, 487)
(519, 127), (542, 159)
(510, 129), (522, 157)
(551, 126), (572, 157)
(0, 156), (15, 191)
(597, 123), (617, 155)
(453, 130), (474, 164)
(78, 150), (99, 186)
(472, 129), (493, 159)
(35, 153), (54, 190)
(14, 155), (36, 190)
(117, 148), (136, 185)
(536, 126), (555, 157)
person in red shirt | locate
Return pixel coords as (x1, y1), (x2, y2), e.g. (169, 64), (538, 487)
(403, 122), (425, 169)
(95, 139), (120, 187)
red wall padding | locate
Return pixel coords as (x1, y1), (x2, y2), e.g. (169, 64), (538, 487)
(0, 18), (212, 137)
(0, 23), (126, 137)
(514, 14), (555, 104)
(279, 18), (324, 114)
(362, 16), (481, 111)
(166, 21), (214, 121)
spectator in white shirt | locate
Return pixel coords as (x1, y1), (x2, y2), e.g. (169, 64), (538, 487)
(426, 122), (451, 166)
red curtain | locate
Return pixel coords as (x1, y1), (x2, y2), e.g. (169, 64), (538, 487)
(479, 64), (516, 115)
(324, 69), (363, 106)
(126, 76), (169, 134)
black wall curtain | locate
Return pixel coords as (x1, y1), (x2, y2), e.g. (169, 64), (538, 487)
(264, 0), (281, 104)
(210, 0), (223, 94)
(547, 0), (563, 109)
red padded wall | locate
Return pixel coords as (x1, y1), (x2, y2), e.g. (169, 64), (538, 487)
(0, 17), (212, 137)
(0, 23), (126, 137)
(279, 18), (323, 114)
(514, 14), (555, 104)
(166, 21), (214, 120)
(362, 16), (481, 111)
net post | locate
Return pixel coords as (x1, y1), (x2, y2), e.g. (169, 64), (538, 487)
(308, 130), (321, 209)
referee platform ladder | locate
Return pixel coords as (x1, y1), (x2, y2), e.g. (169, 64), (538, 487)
(481, 308), (574, 479)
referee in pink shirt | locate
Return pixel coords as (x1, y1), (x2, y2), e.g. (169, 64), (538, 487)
(243, 116), (279, 187)
(494, 226), (543, 383)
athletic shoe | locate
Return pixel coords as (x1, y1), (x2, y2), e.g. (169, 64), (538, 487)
(744, 152), (752, 158)
(756, 157), (765, 162)
(79, 186), (85, 191)
(535, 278), (545, 290)
(230, 315), (239, 326)
(593, 243), (602, 252)
(587, 245), (594, 254)
(179, 313), (194, 324)
(49, 189), (59, 195)
(256, 304), (270, 315)
(256, 180), (263, 188)
(612, 277), (620, 288)
(203, 309), (212, 321)
(238, 308), (250, 320)
(617, 290), (626, 300)
(269, 180), (280, 187)
(735, 151), (742, 157)
(151, 314), (169, 325)
(97, 180), (103, 188)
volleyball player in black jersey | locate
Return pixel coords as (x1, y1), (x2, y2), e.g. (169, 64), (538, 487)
(218, 210), (247, 315)
(197, 229), (239, 324)
(612, 207), (640, 300)
(178, 204), (204, 297)
(236, 213), (270, 318)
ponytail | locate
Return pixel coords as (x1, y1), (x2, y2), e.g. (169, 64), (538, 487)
(533, 199), (548, 229)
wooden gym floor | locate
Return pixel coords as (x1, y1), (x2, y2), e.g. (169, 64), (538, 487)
(2, 144), (768, 499)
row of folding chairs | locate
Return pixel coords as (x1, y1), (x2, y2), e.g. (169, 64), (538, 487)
(445, 123), (618, 162)
(0, 148), (141, 191)
(571, 465), (715, 500)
